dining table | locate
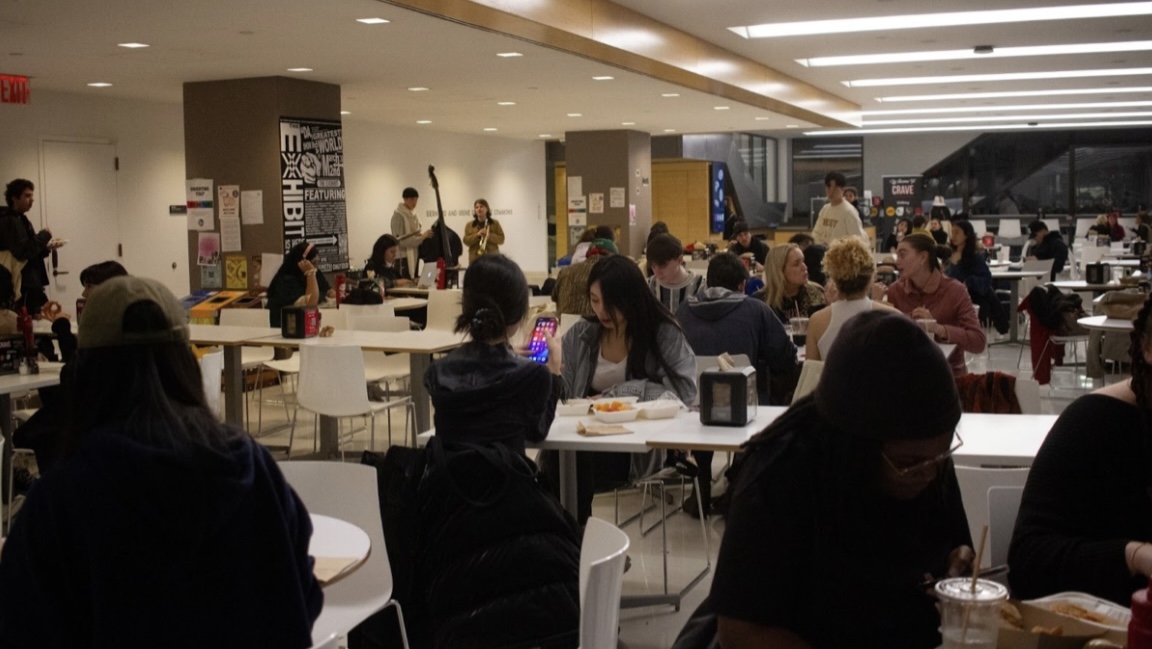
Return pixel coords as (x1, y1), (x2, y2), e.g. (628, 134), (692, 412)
(188, 323), (281, 428)
(309, 513), (371, 587)
(990, 268), (1050, 343)
(0, 365), (63, 510)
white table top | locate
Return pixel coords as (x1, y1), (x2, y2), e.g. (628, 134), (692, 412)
(1101, 259), (1140, 267)
(1050, 280), (1128, 291)
(990, 269), (1048, 280)
(188, 323), (281, 344)
(1078, 315), (1134, 332)
(953, 413), (1058, 467)
(385, 297), (427, 312)
(0, 365), (63, 396)
(247, 328), (467, 353)
(308, 514), (370, 586)
(386, 287), (430, 297)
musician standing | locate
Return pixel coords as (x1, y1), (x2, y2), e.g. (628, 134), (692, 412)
(391, 187), (431, 276)
(463, 198), (505, 264)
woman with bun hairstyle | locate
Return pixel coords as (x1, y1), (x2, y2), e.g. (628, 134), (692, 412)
(881, 233), (985, 376)
(805, 236), (897, 361)
(462, 198), (506, 264)
(416, 254), (579, 649)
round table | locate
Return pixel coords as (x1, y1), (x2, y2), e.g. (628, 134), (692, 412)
(385, 297), (427, 312)
(309, 513), (371, 586)
(1077, 315), (1134, 332)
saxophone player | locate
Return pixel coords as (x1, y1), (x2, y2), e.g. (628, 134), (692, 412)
(463, 198), (505, 264)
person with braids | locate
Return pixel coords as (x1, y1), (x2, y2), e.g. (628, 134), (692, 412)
(414, 254), (580, 649)
(880, 233), (985, 376)
(543, 254), (697, 525)
(1008, 293), (1152, 605)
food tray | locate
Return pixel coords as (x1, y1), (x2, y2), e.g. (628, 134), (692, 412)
(1024, 592), (1131, 631)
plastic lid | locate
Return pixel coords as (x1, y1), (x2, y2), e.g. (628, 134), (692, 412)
(935, 578), (1009, 604)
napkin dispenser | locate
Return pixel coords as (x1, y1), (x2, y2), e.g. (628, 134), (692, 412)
(281, 306), (320, 338)
(700, 366), (757, 426)
(1085, 262), (1107, 285)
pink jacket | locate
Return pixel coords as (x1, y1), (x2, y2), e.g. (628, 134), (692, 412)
(887, 271), (987, 376)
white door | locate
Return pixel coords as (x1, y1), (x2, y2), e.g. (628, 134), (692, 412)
(39, 139), (120, 309)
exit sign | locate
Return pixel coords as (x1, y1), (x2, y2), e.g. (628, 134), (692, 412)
(1, 75), (29, 104)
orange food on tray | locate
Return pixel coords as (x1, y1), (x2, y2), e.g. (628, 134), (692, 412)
(1048, 602), (1115, 625)
(593, 401), (633, 412)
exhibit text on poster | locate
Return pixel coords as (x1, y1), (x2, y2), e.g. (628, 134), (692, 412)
(279, 117), (349, 272)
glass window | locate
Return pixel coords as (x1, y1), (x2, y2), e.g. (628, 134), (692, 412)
(790, 137), (862, 226)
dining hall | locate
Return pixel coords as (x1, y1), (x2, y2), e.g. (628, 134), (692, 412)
(2, 1), (1152, 647)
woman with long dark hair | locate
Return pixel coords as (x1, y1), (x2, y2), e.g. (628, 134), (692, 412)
(462, 198), (505, 264)
(552, 254), (696, 524)
(416, 254), (580, 649)
(364, 233), (413, 289)
(266, 241), (331, 327)
(0, 276), (322, 647)
(1009, 294), (1152, 605)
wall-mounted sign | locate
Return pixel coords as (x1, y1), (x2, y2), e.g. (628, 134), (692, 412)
(279, 117), (348, 273)
(0, 75), (29, 104)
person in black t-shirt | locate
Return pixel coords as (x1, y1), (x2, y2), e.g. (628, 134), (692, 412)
(727, 221), (769, 268)
(708, 311), (973, 649)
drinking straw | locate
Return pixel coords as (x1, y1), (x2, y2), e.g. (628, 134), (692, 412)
(960, 525), (990, 644)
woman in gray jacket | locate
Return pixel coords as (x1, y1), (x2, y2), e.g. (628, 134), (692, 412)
(548, 254), (697, 524)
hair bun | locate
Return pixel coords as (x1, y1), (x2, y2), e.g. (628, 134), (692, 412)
(469, 306), (506, 341)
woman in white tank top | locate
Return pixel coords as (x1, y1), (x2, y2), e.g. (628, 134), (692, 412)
(806, 236), (899, 361)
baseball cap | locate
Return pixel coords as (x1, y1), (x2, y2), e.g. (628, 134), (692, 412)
(78, 276), (190, 349)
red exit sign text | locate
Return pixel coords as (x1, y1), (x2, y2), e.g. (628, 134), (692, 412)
(1, 75), (30, 104)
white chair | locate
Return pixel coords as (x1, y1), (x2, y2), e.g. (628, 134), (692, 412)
(579, 518), (630, 649)
(1043, 219), (1061, 235)
(998, 219), (1022, 238)
(345, 315), (415, 440)
(989, 486), (1026, 568)
(791, 360), (824, 404)
(218, 308), (277, 426)
(686, 259), (709, 272)
(198, 349), (224, 420)
(318, 307), (347, 331)
(289, 344), (414, 457)
(1014, 378), (1041, 414)
(954, 467), (1029, 568)
(425, 289), (462, 332)
(970, 219), (988, 235)
(277, 462), (410, 649)
(339, 303), (395, 319)
(1074, 219), (1093, 239)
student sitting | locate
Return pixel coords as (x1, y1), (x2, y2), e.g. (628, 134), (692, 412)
(647, 232), (704, 314)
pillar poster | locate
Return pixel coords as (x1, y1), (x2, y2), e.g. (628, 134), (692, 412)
(279, 117), (349, 272)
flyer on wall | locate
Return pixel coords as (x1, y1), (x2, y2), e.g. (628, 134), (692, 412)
(279, 117), (349, 272)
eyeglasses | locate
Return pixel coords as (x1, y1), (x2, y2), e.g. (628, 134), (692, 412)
(882, 433), (964, 478)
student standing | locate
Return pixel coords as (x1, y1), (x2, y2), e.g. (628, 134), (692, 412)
(462, 198), (505, 264)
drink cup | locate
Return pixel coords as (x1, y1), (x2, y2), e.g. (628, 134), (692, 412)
(935, 578), (1008, 649)
(789, 317), (809, 346)
(918, 318), (937, 335)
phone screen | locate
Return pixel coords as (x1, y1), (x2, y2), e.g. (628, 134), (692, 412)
(528, 317), (558, 363)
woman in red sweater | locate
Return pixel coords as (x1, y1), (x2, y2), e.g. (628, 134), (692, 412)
(884, 233), (986, 376)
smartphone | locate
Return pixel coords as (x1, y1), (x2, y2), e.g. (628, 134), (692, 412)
(528, 316), (558, 364)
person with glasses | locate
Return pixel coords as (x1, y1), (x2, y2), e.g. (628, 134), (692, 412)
(703, 311), (973, 649)
(1008, 294), (1152, 606)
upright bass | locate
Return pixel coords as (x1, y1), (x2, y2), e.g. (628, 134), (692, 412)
(427, 165), (453, 289)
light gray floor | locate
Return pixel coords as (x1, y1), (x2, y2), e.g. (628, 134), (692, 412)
(241, 334), (1117, 649)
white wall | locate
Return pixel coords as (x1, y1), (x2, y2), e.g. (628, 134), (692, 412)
(862, 132), (973, 192)
(0, 89), (189, 295)
(342, 122), (547, 273)
(0, 90), (549, 302)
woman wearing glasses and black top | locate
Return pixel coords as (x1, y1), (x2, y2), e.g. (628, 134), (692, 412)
(704, 311), (973, 649)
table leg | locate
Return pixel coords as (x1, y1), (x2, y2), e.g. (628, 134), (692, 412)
(1009, 281), (1020, 343)
(222, 345), (244, 429)
(409, 353), (432, 433)
(319, 414), (339, 459)
(559, 449), (577, 517)
(0, 394), (10, 513)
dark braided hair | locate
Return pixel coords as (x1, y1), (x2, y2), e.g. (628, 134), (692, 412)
(1130, 294), (1152, 410)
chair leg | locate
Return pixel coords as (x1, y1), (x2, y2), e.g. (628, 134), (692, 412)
(383, 600), (411, 649)
(661, 481), (669, 596)
(286, 405), (299, 460)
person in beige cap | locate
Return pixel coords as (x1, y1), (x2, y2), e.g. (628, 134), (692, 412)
(0, 276), (323, 647)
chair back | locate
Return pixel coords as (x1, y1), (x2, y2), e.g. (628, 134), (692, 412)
(998, 219), (1022, 238)
(954, 467), (1029, 567)
(558, 313), (583, 339)
(1074, 218), (1093, 239)
(1014, 378), (1041, 414)
(277, 461), (395, 646)
(297, 344), (374, 417)
(346, 314), (411, 333)
(791, 359), (824, 404)
(340, 304), (395, 318)
(989, 486), (1026, 568)
(319, 308), (347, 331)
(969, 219), (988, 235)
(578, 518), (630, 649)
(1022, 258), (1054, 274)
(219, 308), (271, 328)
(1081, 245), (1107, 265)
(198, 349), (224, 419)
(426, 289), (463, 332)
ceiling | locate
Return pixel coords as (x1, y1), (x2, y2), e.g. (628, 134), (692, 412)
(2, 0), (1151, 139)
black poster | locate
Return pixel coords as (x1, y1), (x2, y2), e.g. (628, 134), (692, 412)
(279, 117), (349, 272)
(882, 175), (923, 220)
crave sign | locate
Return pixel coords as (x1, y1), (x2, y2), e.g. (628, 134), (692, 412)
(279, 117), (348, 272)
(882, 175), (922, 219)
(0, 75), (29, 104)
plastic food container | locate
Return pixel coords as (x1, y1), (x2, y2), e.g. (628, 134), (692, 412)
(1026, 592), (1131, 631)
(593, 408), (640, 424)
(557, 400), (592, 417)
(637, 400), (681, 419)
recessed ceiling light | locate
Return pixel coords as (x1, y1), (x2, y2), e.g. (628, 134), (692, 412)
(786, 124), (800, 128)
(539, 134), (552, 138)
(340, 111), (351, 115)
(593, 76), (615, 81)
(496, 52), (523, 58)
(714, 106), (731, 110)
(866, 100), (1152, 116)
(287, 67), (312, 72)
(356, 17), (390, 24)
(664, 129), (677, 132)
(408, 87), (429, 92)
(662, 93), (680, 98)
(621, 121), (636, 126)
(845, 66), (1152, 88)
(483, 127), (498, 132)
(731, 3), (1152, 38)
(87, 82), (112, 88)
(117, 42), (149, 49)
(878, 86), (1152, 102)
(797, 39), (1152, 67)
(567, 113), (582, 117)
(497, 101), (516, 106)
(755, 116), (771, 121)
(808, 119), (1152, 136)
(416, 120), (432, 124)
